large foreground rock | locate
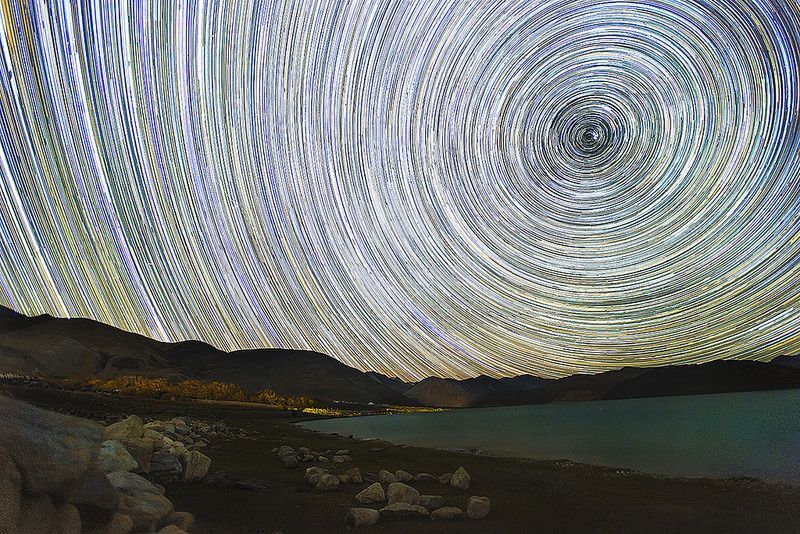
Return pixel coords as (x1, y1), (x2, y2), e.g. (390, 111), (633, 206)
(17, 494), (58, 533)
(0, 395), (104, 495)
(354, 482), (385, 504)
(66, 470), (120, 510)
(345, 507), (380, 528)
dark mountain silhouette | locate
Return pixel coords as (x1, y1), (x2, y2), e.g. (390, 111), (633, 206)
(2, 305), (799, 407)
(403, 374), (551, 407)
(769, 355), (800, 370)
(0, 306), (410, 405)
(480, 360), (800, 406)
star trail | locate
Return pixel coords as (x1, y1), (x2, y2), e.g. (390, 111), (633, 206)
(1, 0), (799, 380)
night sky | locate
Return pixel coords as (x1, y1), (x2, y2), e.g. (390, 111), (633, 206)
(1, 0), (799, 380)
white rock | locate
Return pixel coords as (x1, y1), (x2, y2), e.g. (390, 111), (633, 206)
(450, 466), (471, 490)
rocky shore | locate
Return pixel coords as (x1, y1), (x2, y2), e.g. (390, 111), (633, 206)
(0, 394), (249, 533)
(271, 444), (491, 527)
(4, 384), (800, 533)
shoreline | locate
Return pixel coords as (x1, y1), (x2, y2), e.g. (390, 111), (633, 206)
(4, 383), (800, 533)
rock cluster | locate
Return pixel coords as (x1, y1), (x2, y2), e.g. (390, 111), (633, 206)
(346, 465), (492, 527)
(102, 415), (213, 484)
(275, 445), (493, 529)
(0, 395), (204, 534)
(272, 444), (351, 468)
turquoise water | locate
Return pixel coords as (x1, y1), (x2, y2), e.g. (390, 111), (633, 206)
(299, 389), (800, 484)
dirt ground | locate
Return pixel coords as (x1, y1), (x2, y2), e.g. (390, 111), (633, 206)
(5, 385), (800, 534)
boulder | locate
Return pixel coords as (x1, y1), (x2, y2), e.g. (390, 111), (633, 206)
(335, 449), (350, 455)
(345, 507), (380, 528)
(181, 451), (211, 482)
(337, 474), (351, 484)
(332, 455), (346, 463)
(379, 502), (430, 520)
(304, 467), (328, 486)
(95, 440), (139, 473)
(414, 472), (437, 482)
(431, 506), (464, 520)
(105, 416), (143, 441)
(55, 503), (81, 534)
(118, 438), (154, 473)
(387, 482), (420, 505)
(107, 471), (165, 496)
(165, 511), (195, 531)
(66, 470), (120, 510)
(298, 447), (310, 456)
(395, 469), (413, 482)
(466, 496), (490, 519)
(315, 474), (340, 491)
(317, 456), (329, 463)
(450, 467), (471, 490)
(419, 494), (444, 511)
(276, 445), (295, 458)
(144, 421), (166, 431)
(150, 452), (183, 480)
(354, 482), (385, 504)
(143, 429), (165, 449)
(345, 467), (363, 484)
(117, 491), (174, 531)
(378, 469), (397, 485)
(281, 455), (299, 469)
(0, 449), (22, 530)
(0, 396), (104, 495)
(16, 494), (57, 534)
(438, 473), (452, 485)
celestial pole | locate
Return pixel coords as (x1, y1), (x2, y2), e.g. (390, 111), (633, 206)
(0, 0), (799, 380)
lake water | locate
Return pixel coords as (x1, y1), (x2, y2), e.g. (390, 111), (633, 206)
(299, 389), (800, 484)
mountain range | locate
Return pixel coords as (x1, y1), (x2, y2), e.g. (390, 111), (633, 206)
(2, 305), (799, 407)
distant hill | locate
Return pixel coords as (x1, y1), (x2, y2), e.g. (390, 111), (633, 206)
(0, 306), (410, 405)
(479, 361), (800, 406)
(403, 375), (551, 407)
(3, 305), (799, 407)
(769, 355), (800, 370)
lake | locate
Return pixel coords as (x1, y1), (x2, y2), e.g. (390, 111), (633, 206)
(299, 389), (800, 484)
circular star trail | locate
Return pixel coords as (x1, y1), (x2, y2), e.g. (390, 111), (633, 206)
(0, 0), (799, 380)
